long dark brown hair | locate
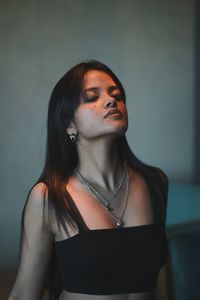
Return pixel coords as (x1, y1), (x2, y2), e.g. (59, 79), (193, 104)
(21, 60), (168, 299)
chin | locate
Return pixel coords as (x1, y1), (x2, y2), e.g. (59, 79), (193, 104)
(108, 125), (128, 136)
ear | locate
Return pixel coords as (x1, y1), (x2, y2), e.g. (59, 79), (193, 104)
(66, 121), (77, 135)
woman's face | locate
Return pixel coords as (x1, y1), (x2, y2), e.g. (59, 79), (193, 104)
(72, 70), (128, 141)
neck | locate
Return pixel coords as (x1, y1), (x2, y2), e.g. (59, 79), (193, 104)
(75, 137), (124, 191)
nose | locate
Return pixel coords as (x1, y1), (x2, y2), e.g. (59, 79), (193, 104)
(104, 96), (117, 108)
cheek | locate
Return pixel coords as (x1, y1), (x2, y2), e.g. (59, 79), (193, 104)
(75, 107), (100, 130)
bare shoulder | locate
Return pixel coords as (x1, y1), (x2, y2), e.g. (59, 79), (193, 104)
(128, 165), (169, 222)
(23, 182), (50, 230)
(25, 182), (48, 209)
(66, 174), (85, 191)
(127, 166), (154, 224)
(128, 166), (151, 199)
(29, 182), (48, 199)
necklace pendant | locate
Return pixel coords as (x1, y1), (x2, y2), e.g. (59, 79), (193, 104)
(116, 220), (123, 228)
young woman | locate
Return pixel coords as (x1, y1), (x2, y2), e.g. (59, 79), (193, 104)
(8, 60), (169, 300)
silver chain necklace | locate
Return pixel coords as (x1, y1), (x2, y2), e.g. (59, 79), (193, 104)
(75, 163), (129, 227)
(75, 161), (127, 210)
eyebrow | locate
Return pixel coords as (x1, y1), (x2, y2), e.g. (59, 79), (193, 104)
(84, 86), (120, 93)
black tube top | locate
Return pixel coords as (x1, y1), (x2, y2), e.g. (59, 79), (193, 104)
(54, 222), (168, 295)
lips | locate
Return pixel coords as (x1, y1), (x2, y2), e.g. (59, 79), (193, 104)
(104, 109), (123, 118)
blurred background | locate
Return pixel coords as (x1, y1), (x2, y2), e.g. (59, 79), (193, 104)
(0, 0), (199, 299)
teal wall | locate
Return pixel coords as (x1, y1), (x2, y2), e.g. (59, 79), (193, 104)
(0, 0), (197, 274)
(166, 183), (200, 300)
(167, 183), (200, 226)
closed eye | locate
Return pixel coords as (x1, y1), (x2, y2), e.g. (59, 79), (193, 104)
(112, 93), (122, 101)
(82, 87), (123, 103)
(83, 95), (99, 102)
(109, 86), (123, 101)
(109, 91), (123, 101)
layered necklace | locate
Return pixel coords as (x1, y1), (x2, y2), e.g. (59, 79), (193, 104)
(75, 161), (129, 228)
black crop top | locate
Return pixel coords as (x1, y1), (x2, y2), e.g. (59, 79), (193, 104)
(55, 222), (168, 295)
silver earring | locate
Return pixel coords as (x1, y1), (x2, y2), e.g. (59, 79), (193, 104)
(69, 133), (77, 143)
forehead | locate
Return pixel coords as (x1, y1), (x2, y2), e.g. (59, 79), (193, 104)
(83, 70), (117, 89)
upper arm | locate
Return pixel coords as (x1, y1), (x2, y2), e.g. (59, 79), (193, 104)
(8, 183), (54, 300)
(156, 258), (173, 300)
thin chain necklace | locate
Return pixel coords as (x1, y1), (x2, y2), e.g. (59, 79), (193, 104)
(75, 161), (127, 210)
(75, 163), (129, 228)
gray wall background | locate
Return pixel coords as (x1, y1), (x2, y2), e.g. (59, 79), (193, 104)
(0, 0), (196, 269)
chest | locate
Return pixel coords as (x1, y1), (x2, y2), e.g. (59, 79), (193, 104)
(52, 168), (155, 241)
